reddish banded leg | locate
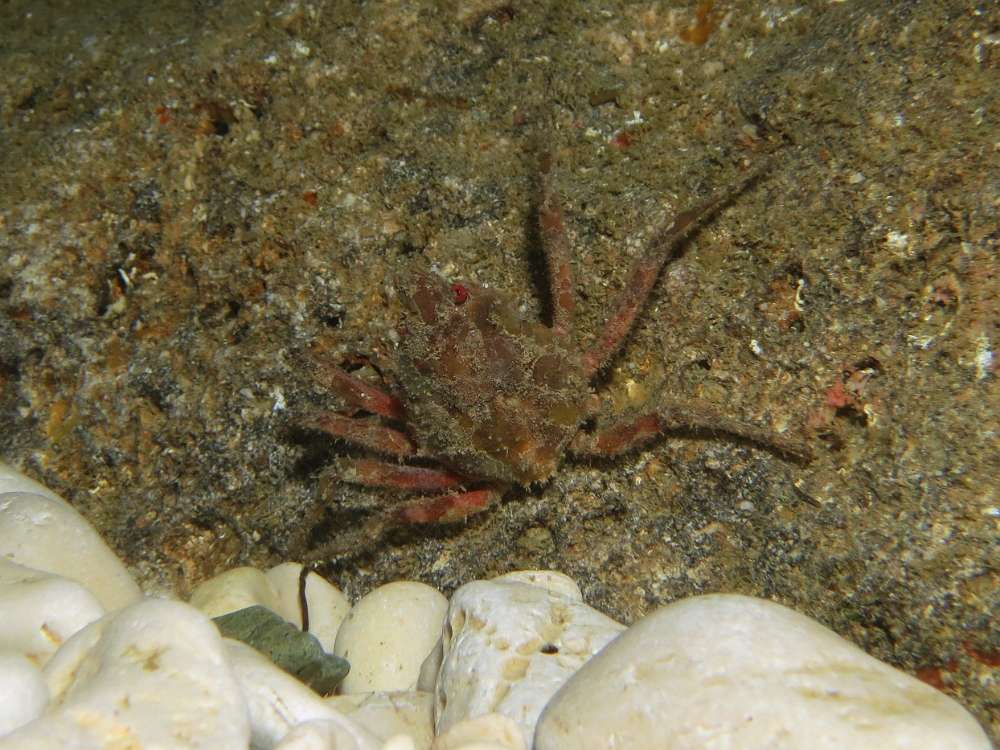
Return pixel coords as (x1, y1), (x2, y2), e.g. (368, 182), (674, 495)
(391, 484), (508, 524)
(304, 412), (416, 457)
(538, 151), (575, 341)
(581, 162), (771, 379)
(308, 358), (408, 421)
(568, 399), (811, 461)
(339, 458), (465, 494)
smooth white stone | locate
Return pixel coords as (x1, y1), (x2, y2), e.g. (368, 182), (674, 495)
(0, 462), (64, 503)
(435, 580), (625, 744)
(416, 637), (443, 693)
(0, 558), (105, 664)
(267, 563), (353, 652)
(335, 582), (448, 694)
(535, 594), (993, 750)
(223, 638), (380, 750)
(328, 691), (434, 749)
(491, 571), (582, 602)
(0, 489), (141, 612)
(189, 566), (283, 619)
(0, 598), (249, 750)
(381, 735), (416, 750)
(430, 714), (527, 750)
(273, 719), (383, 750)
(0, 650), (48, 736)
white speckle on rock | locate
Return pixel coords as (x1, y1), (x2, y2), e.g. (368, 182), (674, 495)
(435, 578), (624, 745)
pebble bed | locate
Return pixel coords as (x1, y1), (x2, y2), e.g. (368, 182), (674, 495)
(0, 460), (992, 750)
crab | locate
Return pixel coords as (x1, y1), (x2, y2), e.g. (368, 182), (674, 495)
(304, 151), (810, 542)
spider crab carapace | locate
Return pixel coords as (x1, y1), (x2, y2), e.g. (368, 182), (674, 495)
(304, 151), (810, 539)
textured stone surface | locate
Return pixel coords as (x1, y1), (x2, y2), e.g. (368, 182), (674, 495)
(535, 594), (993, 750)
(0, 599), (249, 750)
(489, 571), (582, 602)
(436, 578), (624, 743)
(335, 582), (448, 694)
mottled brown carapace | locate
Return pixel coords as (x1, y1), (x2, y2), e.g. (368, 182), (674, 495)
(303, 153), (809, 547)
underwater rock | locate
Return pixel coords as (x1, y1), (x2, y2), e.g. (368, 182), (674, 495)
(0, 598), (249, 750)
(266, 562), (352, 653)
(489, 571), (582, 602)
(328, 691), (435, 749)
(335, 581), (448, 694)
(0, 650), (48, 736)
(0, 464), (141, 612)
(534, 594), (993, 750)
(214, 605), (349, 696)
(429, 713), (527, 750)
(189, 566), (283, 619)
(222, 638), (379, 750)
(0, 557), (104, 665)
(435, 577), (624, 744)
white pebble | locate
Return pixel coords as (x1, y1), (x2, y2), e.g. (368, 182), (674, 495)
(327, 691), (434, 748)
(272, 719), (381, 750)
(490, 571), (582, 602)
(0, 557), (105, 664)
(381, 734), (417, 750)
(0, 462), (65, 502)
(0, 485), (142, 612)
(335, 582), (448, 694)
(189, 566), (283, 618)
(436, 579), (624, 744)
(0, 650), (48, 736)
(430, 713), (527, 750)
(267, 562), (352, 652)
(2, 598), (249, 749)
(222, 638), (380, 750)
(535, 594), (993, 749)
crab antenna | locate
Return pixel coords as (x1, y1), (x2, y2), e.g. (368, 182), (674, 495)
(580, 160), (771, 380)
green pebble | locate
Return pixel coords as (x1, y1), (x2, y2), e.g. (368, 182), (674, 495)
(213, 605), (350, 696)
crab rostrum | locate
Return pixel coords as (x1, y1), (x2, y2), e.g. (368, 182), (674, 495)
(304, 152), (809, 542)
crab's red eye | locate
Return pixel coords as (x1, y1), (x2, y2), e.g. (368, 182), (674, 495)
(452, 284), (468, 305)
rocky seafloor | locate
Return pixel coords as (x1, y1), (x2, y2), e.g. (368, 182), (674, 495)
(2, 0), (1000, 744)
(0, 461), (993, 748)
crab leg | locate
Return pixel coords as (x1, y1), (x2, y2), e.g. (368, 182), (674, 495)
(581, 162), (770, 379)
(391, 484), (508, 524)
(309, 359), (408, 421)
(304, 412), (416, 457)
(567, 399), (811, 461)
(538, 151), (575, 340)
(339, 458), (465, 493)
